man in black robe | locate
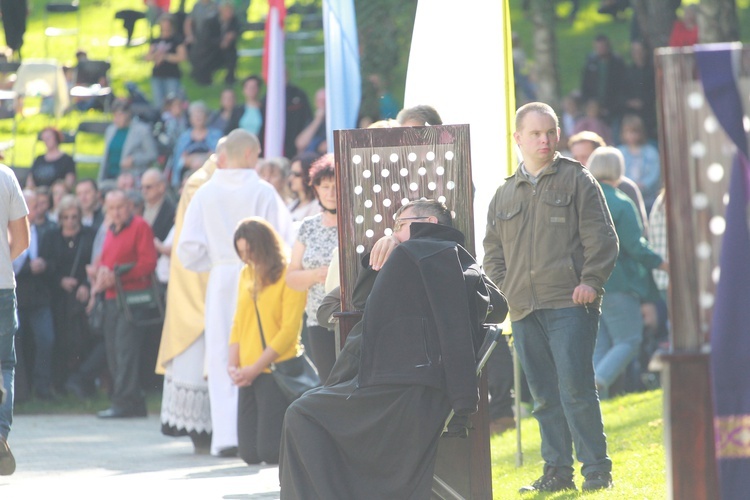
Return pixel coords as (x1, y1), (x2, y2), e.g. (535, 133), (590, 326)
(279, 199), (508, 499)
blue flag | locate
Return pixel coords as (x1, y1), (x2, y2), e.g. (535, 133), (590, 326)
(697, 44), (750, 500)
(322, 0), (361, 151)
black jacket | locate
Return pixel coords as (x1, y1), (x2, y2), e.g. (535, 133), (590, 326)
(16, 224), (56, 309)
(150, 197), (176, 242)
(358, 223), (507, 416)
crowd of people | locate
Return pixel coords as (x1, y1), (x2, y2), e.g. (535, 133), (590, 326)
(0, 2), (683, 493)
(1, 99), (671, 496)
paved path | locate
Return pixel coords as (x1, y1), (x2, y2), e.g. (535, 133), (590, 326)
(0, 414), (281, 500)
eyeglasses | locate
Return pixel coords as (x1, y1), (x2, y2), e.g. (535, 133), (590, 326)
(394, 216), (429, 230)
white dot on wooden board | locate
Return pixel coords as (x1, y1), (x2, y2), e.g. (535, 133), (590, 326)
(373, 184), (382, 193)
(364, 200), (373, 208)
(418, 167), (427, 176)
(707, 163), (724, 182)
(426, 151), (435, 161)
(363, 170), (371, 178)
(391, 183), (400, 192)
(354, 185), (363, 195)
(352, 154), (362, 165)
(372, 153), (381, 163)
(381, 169), (390, 178)
(408, 152), (417, 162)
(356, 245), (365, 253)
(690, 141), (706, 158)
(445, 151), (454, 161)
(355, 215), (364, 224)
(365, 229), (374, 238)
(374, 214), (383, 223)
(687, 92), (704, 109)
(390, 153), (398, 162)
(436, 166), (445, 175)
(704, 116), (718, 134)
(710, 216), (726, 235)
(696, 241), (712, 260)
(692, 192), (709, 210)
(446, 181), (456, 190)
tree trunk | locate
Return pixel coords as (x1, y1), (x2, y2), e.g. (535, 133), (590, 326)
(632, 0), (679, 51)
(699, 0), (740, 43)
(529, 0), (560, 109)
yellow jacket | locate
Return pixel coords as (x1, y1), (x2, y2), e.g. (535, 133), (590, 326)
(229, 265), (307, 370)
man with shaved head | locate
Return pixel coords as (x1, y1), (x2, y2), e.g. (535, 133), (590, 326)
(178, 130), (293, 456)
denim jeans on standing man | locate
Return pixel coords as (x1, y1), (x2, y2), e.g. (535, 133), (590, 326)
(0, 289), (18, 440)
(512, 306), (611, 478)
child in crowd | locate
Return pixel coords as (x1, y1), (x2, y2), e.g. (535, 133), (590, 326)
(257, 157), (291, 204)
(617, 114), (661, 210)
(573, 99), (613, 147)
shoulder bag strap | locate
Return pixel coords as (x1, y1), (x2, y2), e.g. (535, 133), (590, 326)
(253, 297), (268, 350)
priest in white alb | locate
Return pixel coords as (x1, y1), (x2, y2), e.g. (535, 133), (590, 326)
(178, 129), (294, 456)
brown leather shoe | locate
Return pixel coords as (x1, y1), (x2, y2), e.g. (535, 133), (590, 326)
(0, 437), (15, 476)
(489, 416), (516, 435)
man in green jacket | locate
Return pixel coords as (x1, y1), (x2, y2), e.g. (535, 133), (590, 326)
(483, 102), (619, 493)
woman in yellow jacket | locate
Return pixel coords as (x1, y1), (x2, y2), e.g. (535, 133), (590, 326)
(228, 218), (307, 465)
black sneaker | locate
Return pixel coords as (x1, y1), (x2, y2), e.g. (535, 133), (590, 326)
(519, 471), (577, 493)
(583, 471), (613, 491)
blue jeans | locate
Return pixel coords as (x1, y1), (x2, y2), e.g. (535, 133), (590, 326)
(0, 289), (18, 439)
(512, 307), (611, 476)
(593, 292), (643, 395)
(17, 305), (55, 395)
(150, 77), (182, 111)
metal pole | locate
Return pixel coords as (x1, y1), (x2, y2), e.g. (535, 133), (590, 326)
(512, 335), (523, 467)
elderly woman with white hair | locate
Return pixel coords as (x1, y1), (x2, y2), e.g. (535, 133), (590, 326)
(587, 146), (668, 399)
(170, 100), (223, 188)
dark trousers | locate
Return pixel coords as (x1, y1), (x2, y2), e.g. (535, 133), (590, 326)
(307, 325), (336, 384)
(487, 335), (514, 420)
(237, 373), (289, 465)
(220, 47), (237, 85)
(103, 299), (145, 412)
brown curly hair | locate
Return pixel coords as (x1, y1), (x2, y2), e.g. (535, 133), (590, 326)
(233, 217), (287, 290)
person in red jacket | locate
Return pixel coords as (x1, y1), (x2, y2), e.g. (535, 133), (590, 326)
(669, 4), (699, 47)
(89, 189), (157, 418)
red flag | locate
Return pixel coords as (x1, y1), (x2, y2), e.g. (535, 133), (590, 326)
(262, 0), (286, 82)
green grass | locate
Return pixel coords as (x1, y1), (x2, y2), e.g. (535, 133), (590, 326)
(0, 0), (324, 174)
(14, 387), (163, 415)
(492, 390), (665, 498)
